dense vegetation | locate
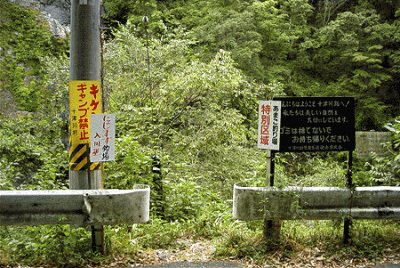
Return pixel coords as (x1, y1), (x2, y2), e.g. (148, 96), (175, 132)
(0, 1), (69, 112)
(2, 0), (400, 267)
(104, 0), (400, 131)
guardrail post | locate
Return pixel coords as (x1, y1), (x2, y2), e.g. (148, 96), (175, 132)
(264, 218), (281, 242)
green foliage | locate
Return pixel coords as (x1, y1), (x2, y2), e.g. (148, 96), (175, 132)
(214, 219), (400, 265)
(130, 219), (188, 249)
(252, 0), (314, 82)
(104, 24), (281, 141)
(105, 138), (151, 189)
(346, 115), (400, 186)
(0, 225), (96, 267)
(191, 7), (264, 80)
(214, 223), (268, 261)
(103, 25), (282, 222)
(8, 66), (44, 111)
(304, 8), (398, 129)
(0, 116), (68, 190)
(3, 0), (400, 266)
(275, 152), (347, 187)
(361, 155), (400, 186)
(0, 54), (69, 190)
(0, 1), (69, 112)
(103, 0), (157, 27)
(103, 0), (400, 131)
(350, 116), (400, 186)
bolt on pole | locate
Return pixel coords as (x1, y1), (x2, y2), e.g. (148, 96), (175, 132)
(70, 0), (104, 253)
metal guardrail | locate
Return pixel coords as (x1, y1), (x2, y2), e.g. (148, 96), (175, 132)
(233, 185), (400, 221)
(0, 185), (150, 226)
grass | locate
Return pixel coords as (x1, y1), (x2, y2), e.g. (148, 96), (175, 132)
(1, 153), (400, 267)
(1, 214), (400, 267)
(212, 219), (400, 265)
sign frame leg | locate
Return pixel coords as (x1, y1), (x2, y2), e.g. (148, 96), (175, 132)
(263, 150), (281, 242)
(344, 150), (353, 245)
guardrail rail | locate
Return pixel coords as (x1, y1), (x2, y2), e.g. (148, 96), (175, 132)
(233, 185), (400, 221)
(0, 185), (150, 226)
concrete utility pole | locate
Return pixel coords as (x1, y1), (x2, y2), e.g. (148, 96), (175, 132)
(69, 0), (104, 253)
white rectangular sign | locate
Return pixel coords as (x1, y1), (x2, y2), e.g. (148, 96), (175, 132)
(356, 131), (391, 158)
(90, 114), (115, 162)
(257, 101), (281, 150)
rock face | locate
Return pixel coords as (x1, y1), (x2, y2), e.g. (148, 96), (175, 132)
(38, 10), (70, 39)
(0, 90), (19, 117)
(7, 0), (71, 38)
(1, 0), (71, 116)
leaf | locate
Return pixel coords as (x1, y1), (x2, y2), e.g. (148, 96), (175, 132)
(352, 53), (369, 62)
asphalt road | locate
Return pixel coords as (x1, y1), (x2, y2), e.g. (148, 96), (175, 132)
(136, 261), (400, 267)
(136, 261), (243, 267)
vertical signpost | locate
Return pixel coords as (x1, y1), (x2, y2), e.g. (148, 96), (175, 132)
(257, 101), (282, 241)
(271, 96), (355, 244)
(69, 0), (104, 252)
(258, 97), (355, 244)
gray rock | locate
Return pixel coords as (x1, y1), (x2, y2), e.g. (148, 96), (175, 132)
(6, 0), (71, 38)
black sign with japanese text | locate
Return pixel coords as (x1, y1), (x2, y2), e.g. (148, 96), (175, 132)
(273, 97), (355, 152)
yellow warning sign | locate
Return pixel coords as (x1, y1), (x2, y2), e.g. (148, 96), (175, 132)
(69, 81), (102, 170)
(69, 81), (102, 145)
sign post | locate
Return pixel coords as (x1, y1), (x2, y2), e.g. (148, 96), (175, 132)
(274, 96), (355, 244)
(69, 0), (104, 253)
(257, 101), (282, 241)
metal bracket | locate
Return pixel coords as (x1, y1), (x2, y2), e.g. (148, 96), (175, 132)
(82, 193), (92, 216)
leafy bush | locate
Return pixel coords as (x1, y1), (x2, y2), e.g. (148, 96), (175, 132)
(102, 24), (283, 223)
(0, 1), (69, 112)
(0, 116), (68, 190)
(348, 116), (400, 187)
(0, 225), (96, 267)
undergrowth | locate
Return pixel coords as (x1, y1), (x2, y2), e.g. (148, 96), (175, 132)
(2, 149), (400, 267)
(2, 212), (400, 267)
(2, 6), (400, 265)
